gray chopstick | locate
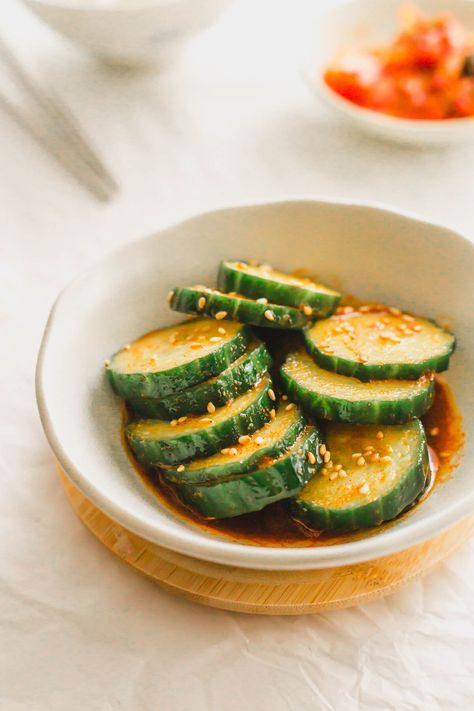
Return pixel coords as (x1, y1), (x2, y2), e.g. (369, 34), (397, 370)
(0, 35), (117, 200)
(0, 90), (110, 202)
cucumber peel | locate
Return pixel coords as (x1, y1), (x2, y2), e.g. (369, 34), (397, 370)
(170, 286), (311, 330)
(108, 318), (250, 399)
(304, 310), (455, 381)
(128, 338), (271, 420)
(163, 402), (305, 484)
(126, 374), (274, 465)
(218, 260), (341, 316)
(291, 419), (429, 533)
(176, 425), (323, 518)
(281, 349), (435, 424)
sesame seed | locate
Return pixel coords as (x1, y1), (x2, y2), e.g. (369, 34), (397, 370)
(229, 448), (238, 456)
(371, 453), (380, 463)
(200, 417), (213, 423)
(178, 416), (187, 424)
(381, 455), (392, 463)
(255, 436), (264, 445)
(339, 470), (347, 478)
(220, 448), (230, 454)
(170, 420), (178, 427)
(177, 465), (185, 472)
(389, 307), (402, 316)
(268, 389), (276, 401)
(285, 403), (295, 411)
(327, 461), (333, 468)
(323, 451), (331, 463)
(256, 297), (268, 304)
(167, 290), (174, 303)
(198, 296), (206, 310)
(270, 409), (276, 420)
(104, 359), (110, 367)
(413, 325), (422, 332)
(439, 451), (451, 458)
(307, 451), (316, 465)
(352, 452), (362, 459)
(334, 464), (342, 471)
(359, 483), (370, 495)
(282, 394), (288, 401)
(303, 305), (313, 316)
(357, 457), (366, 467)
(329, 472), (338, 481)
(430, 427), (439, 436)
(215, 311), (228, 320)
(376, 431), (384, 439)
(238, 435), (250, 444)
(319, 444), (327, 456)
(321, 468), (329, 476)
(190, 343), (202, 349)
(218, 327), (226, 335)
(402, 314), (415, 322)
(359, 355), (368, 363)
(207, 402), (216, 413)
(264, 309), (275, 321)
(123, 343), (131, 351)
(209, 336), (222, 343)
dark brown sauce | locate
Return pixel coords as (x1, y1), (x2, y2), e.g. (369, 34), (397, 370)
(125, 377), (464, 548)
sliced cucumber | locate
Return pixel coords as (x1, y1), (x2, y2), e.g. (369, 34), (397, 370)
(169, 286), (310, 330)
(126, 375), (273, 466)
(218, 260), (341, 316)
(304, 310), (455, 381)
(163, 402), (305, 484)
(291, 420), (429, 533)
(128, 338), (271, 420)
(281, 349), (435, 424)
(176, 426), (323, 519)
(107, 319), (250, 399)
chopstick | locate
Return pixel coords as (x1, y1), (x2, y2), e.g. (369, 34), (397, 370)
(0, 36), (118, 201)
(0, 89), (112, 202)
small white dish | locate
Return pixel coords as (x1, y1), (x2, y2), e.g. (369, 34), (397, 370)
(305, 0), (474, 145)
(36, 198), (474, 571)
(21, 0), (231, 67)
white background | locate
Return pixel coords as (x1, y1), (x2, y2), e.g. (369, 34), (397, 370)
(1, 1), (473, 708)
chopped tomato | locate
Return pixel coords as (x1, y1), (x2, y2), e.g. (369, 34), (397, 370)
(324, 5), (474, 120)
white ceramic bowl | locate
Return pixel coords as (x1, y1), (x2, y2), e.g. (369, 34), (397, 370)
(36, 198), (474, 570)
(305, 0), (474, 145)
(21, 0), (231, 67)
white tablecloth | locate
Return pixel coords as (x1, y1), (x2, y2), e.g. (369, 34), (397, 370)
(2, 1), (473, 708)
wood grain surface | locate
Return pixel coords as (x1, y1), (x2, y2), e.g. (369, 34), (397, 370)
(59, 468), (474, 615)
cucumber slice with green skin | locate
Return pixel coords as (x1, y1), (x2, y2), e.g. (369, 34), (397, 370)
(169, 286), (310, 330)
(291, 420), (429, 533)
(281, 349), (435, 424)
(218, 260), (341, 316)
(128, 339), (272, 420)
(304, 310), (455, 381)
(176, 426), (323, 519)
(107, 319), (250, 399)
(163, 402), (305, 484)
(126, 375), (273, 466)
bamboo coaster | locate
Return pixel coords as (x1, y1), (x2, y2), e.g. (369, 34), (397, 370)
(59, 468), (474, 615)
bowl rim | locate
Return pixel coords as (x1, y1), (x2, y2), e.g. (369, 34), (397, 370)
(24, 0), (223, 12)
(36, 197), (473, 570)
(306, 0), (474, 133)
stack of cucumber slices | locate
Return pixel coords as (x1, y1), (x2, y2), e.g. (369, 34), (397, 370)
(106, 259), (456, 534)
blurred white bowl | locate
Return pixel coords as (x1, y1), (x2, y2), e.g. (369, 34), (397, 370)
(305, 0), (474, 145)
(21, 0), (231, 67)
(36, 198), (474, 571)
